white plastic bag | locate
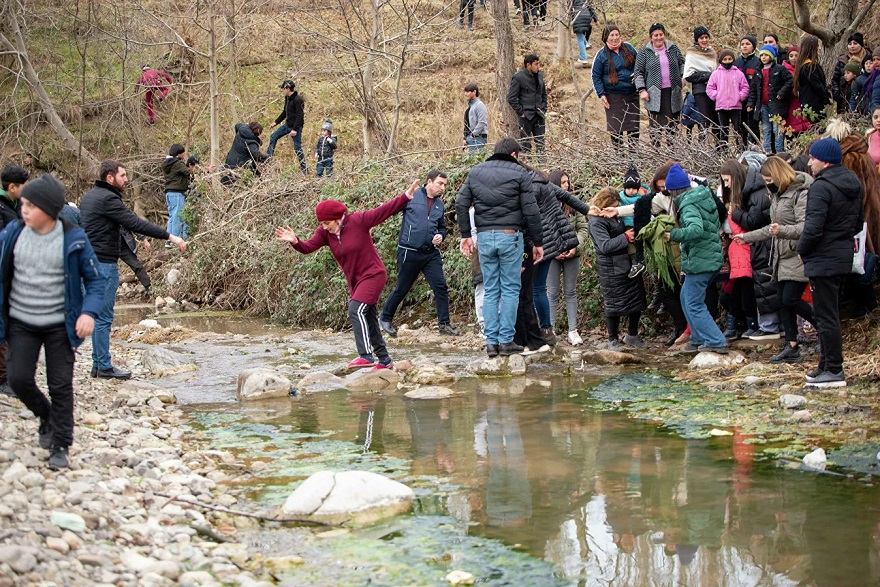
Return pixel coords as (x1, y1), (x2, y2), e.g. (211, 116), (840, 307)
(852, 222), (867, 275)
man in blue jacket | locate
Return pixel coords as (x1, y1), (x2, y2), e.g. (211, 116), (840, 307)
(379, 170), (459, 337)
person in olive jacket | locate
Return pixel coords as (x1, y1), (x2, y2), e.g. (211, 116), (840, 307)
(268, 79), (307, 173)
(798, 139), (864, 388)
(507, 54), (548, 157)
(80, 161), (186, 380)
(665, 164), (728, 354)
(163, 143), (192, 240)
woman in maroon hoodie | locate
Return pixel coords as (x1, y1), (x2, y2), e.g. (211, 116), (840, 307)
(276, 181), (418, 370)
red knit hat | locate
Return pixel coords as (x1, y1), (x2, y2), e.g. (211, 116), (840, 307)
(315, 199), (347, 221)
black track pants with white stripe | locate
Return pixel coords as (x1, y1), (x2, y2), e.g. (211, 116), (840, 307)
(347, 300), (390, 361)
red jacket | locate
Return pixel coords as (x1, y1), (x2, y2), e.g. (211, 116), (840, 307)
(292, 193), (409, 304)
(727, 217), (752, 279)
(137, 68), (173, 90)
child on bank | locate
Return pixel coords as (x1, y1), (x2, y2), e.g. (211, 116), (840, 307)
(0, 174), (105, 470)
(706, 49), (750, 147)
(617, 165), (650, 278)
(315, 119), (337, 177)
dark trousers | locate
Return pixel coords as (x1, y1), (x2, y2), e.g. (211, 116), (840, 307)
(459, 0), (475, 24)
(381, 248), (451, 325)
(657, 280), (688, 337)
(738, 105), (759, 146)
(648, 88), (679, 147)
(518, 115), (545, 156)
(692, 92), (719, 138)
(513, 247), (546, 350)
(606, 312), (641, 341)
(348, 300), (390, 362)
(778, 280), (813, 343)
(8, 319), (75, 448)
(119, 247), (151, 291)
(730, 277), (757, 323)
(0, 341), (7, 384)
(717, 109), (742, 147)
(810, 275), (844, 373)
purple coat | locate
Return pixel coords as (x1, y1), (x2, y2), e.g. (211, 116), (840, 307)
(706, 65), (750, 110)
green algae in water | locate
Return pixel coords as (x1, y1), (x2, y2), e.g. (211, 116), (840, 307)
(272, 515), (572, 587)
(828, 443), (880, 477)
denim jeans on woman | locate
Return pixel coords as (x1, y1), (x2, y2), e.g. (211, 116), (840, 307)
(478, 231), (524, 345)
(532, 260), (552, 328)
(680, 271), (727, 347)
(165, 191), (187, 239)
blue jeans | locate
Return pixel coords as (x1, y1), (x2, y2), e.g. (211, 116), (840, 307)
(92, 262), (119, 370)
(165, 191), (187, 239)
(268, 123), (307, 172)
(466, 135), (487, 152)
(316, 159), (334, 176)
(532, 260), (552, 328)
(478, 231), (524, 345)
(760, 104), (784, 153)
(680, 271), (726, 347)
(576, 32), (588, 61)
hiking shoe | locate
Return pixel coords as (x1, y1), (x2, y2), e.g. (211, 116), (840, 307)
(770, 345), (802, 364)
(680, 343), (701, 354)
(499, 342), (524, 356)
(372, 358), (394, 371)
(628, 262), (645, 279)
(805, 368), (823, 382)
(347, 357), (375, 370)
(741, 328), (761, 338)
(468, 24), (475, 31)
(724, 327), (740, 340)
(567, 330), (583, 346)
(698, 344), (729, 354)
(0, 382), (14, 397)
(607, 339), (625, 352)
(623, 334), (647, 349)
(486, 344), (499, 357)
(541, 327), (557, 346)
(438, 323), (459, 336)
(39, 418), (52, 450)
(379, 319), (397, 337)
(48, 446), (69, 470)
(805, 370), (846, 389)
(93, 366), (131, 379)
(747, 330), (781, 341)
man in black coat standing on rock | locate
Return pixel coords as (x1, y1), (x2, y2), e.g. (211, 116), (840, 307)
(268, 79), (307, 174)
(80, 161), (186, 379)
(507, 54), (547, 159)
(798, 138), (864, 389)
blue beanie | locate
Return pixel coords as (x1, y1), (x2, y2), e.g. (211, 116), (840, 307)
(809, 137), (843, 165)
(759, 44), (778, 59)
(664, 163), (691, 191)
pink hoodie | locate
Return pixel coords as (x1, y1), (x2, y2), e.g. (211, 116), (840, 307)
(706, 65), (750, 111)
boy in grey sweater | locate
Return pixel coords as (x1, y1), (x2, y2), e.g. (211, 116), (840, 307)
(0, 174), (105, 469)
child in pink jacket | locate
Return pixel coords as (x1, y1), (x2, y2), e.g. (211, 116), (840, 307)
(707, 49), (750, 147)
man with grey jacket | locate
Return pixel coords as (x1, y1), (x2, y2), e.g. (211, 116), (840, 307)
(463, 83), (488, 152)
(455, 137), (543, 357)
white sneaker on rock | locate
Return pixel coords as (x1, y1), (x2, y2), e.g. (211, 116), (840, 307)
(568, 330), (583, 345)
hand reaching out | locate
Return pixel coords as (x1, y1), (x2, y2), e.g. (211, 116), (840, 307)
(275, 226), (299, 244)
(404, 180), (420, 200)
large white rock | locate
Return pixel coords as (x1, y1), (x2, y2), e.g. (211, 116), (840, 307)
(141, 347), (197, 376)
(407, 363), (455, 385)
(779, 394), (807, 409)
(688, 351), (746, 369)
(404, 386), (457, 399)
(280, 471), (414, 526)
(466, 355), (528, 376)
(343, 368), (402, 391)
(803, 448), (827, 470)
(165, 268), (181, 286)
(297, 371), (344, 392)
(236, 368), (292, 401)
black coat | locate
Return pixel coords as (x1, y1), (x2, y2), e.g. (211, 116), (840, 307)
(455, 154), (543, 246)
(588, 215), (646, 317)
(732, 165), (778, 313)
(796, 63), (830, 116)
(225, 123), (269, 170)
(831, 51), (870, 111)
(571, 0), (597, 36)
(532, 175), (579, 259)
(0, 194), (19, 232)
(797, 165), (864, 278)
(747, 63), (793, 118)
(80, 181), (169, 264)
(507, 68), (547, 121)
(733, 53), (760, 83)
(274, 91), (305, 131)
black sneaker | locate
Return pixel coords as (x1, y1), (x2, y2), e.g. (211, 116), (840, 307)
(680, 343), (701, 354)
(379, 319), (397, 337)
(698, 344), (729, 354)
(498, 342), (524, 356)
(770, 345), (802, 364)
(438, 323), (459, 336)
(48, 446), (69, 470)
(0, 382), (14, 397)
(805, 370), (846, 389)
(93, 366), (131, 379)
(628, 262), (645, 279)
(747, 330), (782, 341)
(805, 368), (822, 383)
(486, 344), (499, 358)
(38, 418), (53, 450)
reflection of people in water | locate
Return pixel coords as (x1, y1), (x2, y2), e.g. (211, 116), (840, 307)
(406, 400), (457, 475)
(351, 396), (387, 454)
(485, 401), (532, 526)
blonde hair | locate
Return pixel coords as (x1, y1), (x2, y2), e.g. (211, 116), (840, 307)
(760, 156), (797, 193)
(823, 118), (852, 141)
(590, 187), (620, 209)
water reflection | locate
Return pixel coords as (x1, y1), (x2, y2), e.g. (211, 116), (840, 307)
(199, 375), (880, 585)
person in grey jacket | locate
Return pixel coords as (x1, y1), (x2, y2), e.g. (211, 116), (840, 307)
(463, 83), (488, 152)
(634, 23), (685, 147)
(456, 137), (543, 356)
(507, 55), (547, 157)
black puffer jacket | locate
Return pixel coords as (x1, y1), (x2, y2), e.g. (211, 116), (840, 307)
(571, 0), (597, 36)
(588, 215), (646, 317)
(80, 181), (169, 264)
(747, 63), (793, 118)
(274, 91), (304, 131)
(455, 154), (542, 246)
(0, 193), (19, 231)
(507, 68), (547, 121)
(732, 165), (778, 313)
(798, 165), (864, 277)
(225, 123), (269, 170)
(531, 174), (578, 259)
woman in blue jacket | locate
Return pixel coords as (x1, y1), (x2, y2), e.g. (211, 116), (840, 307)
(592, 25), (641, 149)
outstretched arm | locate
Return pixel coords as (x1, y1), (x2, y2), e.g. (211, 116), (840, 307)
(360, 180), (420, 227)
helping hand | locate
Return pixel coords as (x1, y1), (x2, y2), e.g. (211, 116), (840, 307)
(275, 226), (299, 244)
(460, 237), (474, 258)
(169, 234), (187, 253)
(769, 223), (780, 236)
(75, 314), (95, 338)
(404, 179), (420, 200)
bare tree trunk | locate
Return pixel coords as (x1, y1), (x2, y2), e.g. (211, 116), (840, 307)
(556, 0), (570, 62)
(791, 0), (878, 73)
(227, 0), (239, 123)
(492, 0), (519, 137)
(386, 46), (407, 156)
(362, 0), (381, 155)
(0, 5), (99, 171)
(207, 3), (221, 165)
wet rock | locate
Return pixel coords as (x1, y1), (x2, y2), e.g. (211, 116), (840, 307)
(791, 410), (812, 422)
(590, 350), (644, 365)
(296, 371), (344, 392)
(743, 375), (761, 386)
(51, 511), (87, 533)
(0, 545), (37, 573)
(803, 448), (827, 470)
(264, 556), (305, 572)
(467, 356), (506, 376)
(446, 570), (475, 585)
(736, 362), (769, 375)
(779, 394), (807, 409)
(508, 354), (527, 376)
(394, 360), (413, 373)
(141, 347), (198, 377)
(280, 470), (414, 526)
(404, 386), (457, 399)
(236, 369), (292, 401)
(688, 351), (746, 369)
(407, 363), (455, 385)
(343, 368), (402, 391)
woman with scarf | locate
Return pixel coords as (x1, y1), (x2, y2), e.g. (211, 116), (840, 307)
(683, 26), (718, 139)
(592, 25), (641, 148)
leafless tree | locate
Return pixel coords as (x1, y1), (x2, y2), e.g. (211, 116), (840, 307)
(791, 0), (878, 73)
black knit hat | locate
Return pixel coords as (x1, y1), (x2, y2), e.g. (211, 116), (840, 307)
(21, 174), (66, 220)
(623, 165), (640, 189)
(649, 22), (666, 36)
(848, 32), (865, 48)
(693, 26), (710, 45)
(740, 35), (757, 53)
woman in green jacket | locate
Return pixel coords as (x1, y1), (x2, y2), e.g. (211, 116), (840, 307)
(665, 164), (728, 353)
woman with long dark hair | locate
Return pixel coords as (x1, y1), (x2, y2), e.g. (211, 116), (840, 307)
(793, 35), (831, 123)
(591, 25), (641, 148)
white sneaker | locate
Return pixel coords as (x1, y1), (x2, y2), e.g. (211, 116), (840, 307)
(568, 330), (583, 345)
(521, 344), (551, 356)
(585, 41), (591, 48)
(578, 58), (589, 64)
